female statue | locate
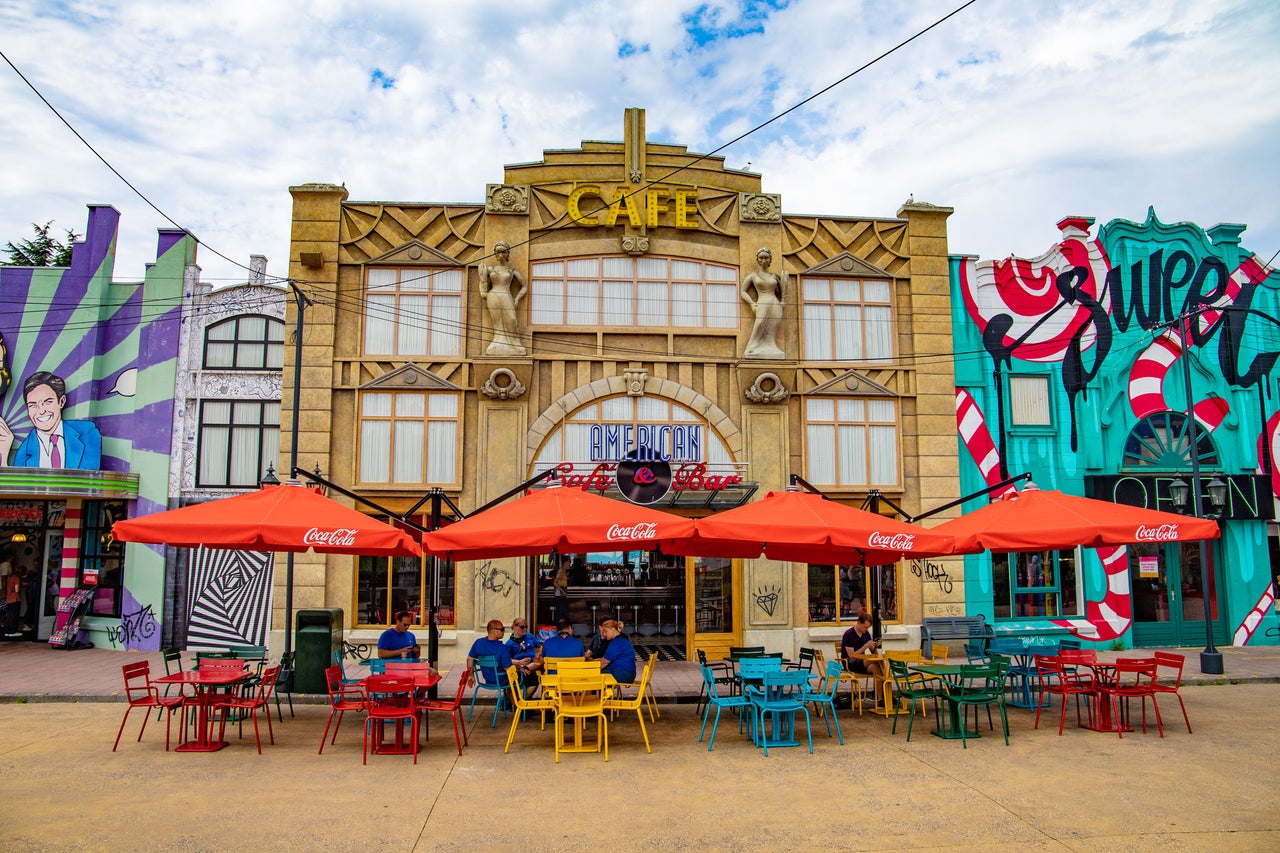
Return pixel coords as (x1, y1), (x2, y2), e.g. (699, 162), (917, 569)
(478, 241), (527, 356)
(741, 247), (787, 359)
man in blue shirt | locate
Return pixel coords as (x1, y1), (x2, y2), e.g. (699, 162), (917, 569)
(540, 618), (585, 659)
(467, 619), (514, 686)
(506, 617), (541, 695)
(377, 610), (421, 659)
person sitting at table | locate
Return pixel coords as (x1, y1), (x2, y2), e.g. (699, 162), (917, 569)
(466, 619), (514, 686)
(587, 619), (636, 684)
(841, 612), (885, 685)
(506, 617), (541, 695)
(540, 617), (586, 659)
(377, 610), (422, 659)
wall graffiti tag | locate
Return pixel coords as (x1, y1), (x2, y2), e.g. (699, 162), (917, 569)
(910, 558), (954, 595)
(477, 560), (519, 598)
(105, 603), (158, 649)
(753, 584), (781, 617)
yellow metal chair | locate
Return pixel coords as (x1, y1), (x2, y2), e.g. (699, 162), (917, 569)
(819, 646), (872, 715)
(878, 649), (926, 717)
(602, 658), (653, 753)
(553, 671), (609, 763)
(503, 665), (556, 753)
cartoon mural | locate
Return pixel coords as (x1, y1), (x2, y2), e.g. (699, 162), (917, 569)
(0, 371), (103, 468)
(951, 209), (1280, 647)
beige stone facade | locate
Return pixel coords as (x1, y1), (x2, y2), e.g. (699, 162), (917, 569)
(280, 109), (962, 664)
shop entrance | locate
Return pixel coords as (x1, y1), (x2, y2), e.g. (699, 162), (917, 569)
(1129, 540), (1228, 647)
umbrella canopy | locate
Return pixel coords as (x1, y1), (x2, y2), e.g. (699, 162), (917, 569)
(931, 483), (1222, 553)
(112, 483), (423, 557)
(421, 481), (697, 560)
(665, 487), (955, 566)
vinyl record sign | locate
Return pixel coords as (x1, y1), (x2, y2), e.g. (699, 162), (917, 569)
(616, 455), (671, 505)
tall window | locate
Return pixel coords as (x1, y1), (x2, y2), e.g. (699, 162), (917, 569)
(358, 391), (459, 486)
(1008, 375), (1051, 426)
(992, 550), (1080, 619)
(801, 277), (893, 361)
(197, 401), (281, 488)
(82, 500), (126, 617)
(807, 564), (899, 624)
(529, 256), (738, 328)
(357, 526), (455, 629)
(204, 315), (284, 369)
(364, 267), (463, 357)
(804, 397), (899, 488)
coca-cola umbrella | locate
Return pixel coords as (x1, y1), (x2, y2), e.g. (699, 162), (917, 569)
(111, 482), (423, 557)
(421, 480), (697, 560)
(929, 482), (1221, 553)
(664, 487), (954, 565)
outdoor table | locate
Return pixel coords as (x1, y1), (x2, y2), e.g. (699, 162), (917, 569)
(1080, 663), (1132, 733)
(746, 670), (810, 750)
(359, 671), (442, 754)
(989, 639), (1057, 708)
(540, 671), (616, 752)
(848, 652), (899, 716)
(153, 670), (248, 752)
(912, 663), (972, 740)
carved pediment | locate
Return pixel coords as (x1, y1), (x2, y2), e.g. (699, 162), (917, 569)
(360, 364), (462, 391)
(807, 369), (897, 398)
(800, 252), (893, 279)
(367, 240), (462, 266)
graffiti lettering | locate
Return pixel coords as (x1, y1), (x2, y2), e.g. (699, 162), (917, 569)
(910, 558), (954, 595)
(105, 603), (158, 649)
(476, 561), (519, 598)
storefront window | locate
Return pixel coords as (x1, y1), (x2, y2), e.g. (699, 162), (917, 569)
(82, 499), (126, 617)
(356, 549), (455, 629)
(804, 397), (900, 489)
(807, 564), (899, 623)
(992, 549), (1079, 619)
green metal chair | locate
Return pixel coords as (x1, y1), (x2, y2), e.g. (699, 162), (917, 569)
(946, 660), (1011, 748)
(887, 658), (944, 742)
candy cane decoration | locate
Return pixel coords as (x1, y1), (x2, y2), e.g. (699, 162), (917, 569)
(1233, 584), (1276, 646)
(1128, 330), (1230, 431)
(1052, 544), (1132, 641)
(1256, 411), (1280, 505)
(955, 389), (1017, 498)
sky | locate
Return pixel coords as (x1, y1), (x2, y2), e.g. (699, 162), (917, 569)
(2, 0), (1278, 287)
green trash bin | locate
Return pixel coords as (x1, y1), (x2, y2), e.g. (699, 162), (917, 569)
(295, 608), (344, 694)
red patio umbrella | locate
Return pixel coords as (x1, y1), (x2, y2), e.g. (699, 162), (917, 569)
(665, 487), (955, 565)
(930, 483), (1221, 553)
(421, 481), (697, 560)
(112, 483), (423, 557)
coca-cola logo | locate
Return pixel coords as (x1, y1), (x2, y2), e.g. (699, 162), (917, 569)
(868, 532), (917, 550)
(607, 522), (658, 541)
(1134, 524), (1179, 542)
(303, 527), (358, 547)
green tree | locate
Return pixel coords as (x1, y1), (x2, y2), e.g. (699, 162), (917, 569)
(5, 221), (80, 266)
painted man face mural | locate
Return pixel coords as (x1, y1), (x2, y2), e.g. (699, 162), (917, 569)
(0, 371), (102, 470)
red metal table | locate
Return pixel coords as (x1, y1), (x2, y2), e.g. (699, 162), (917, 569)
(1080, 663), (1132, 733)
(153, 670), (247, 752)
(361, 671), (442, 754)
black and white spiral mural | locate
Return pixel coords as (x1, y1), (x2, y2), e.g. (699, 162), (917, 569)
(185, 547), (274, 650)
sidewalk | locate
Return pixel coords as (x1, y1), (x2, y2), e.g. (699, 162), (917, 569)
(2, 639), (1279, 702)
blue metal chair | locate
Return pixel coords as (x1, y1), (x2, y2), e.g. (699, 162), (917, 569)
(736, 655), (783, 699)
(695, 650), (734, 718)
(331, 650), (362, 686)
(467, 655), (510, 727)
(804, 659), (845, 744)
(697, 663), (753, 750)
(747, 669), (813, 756)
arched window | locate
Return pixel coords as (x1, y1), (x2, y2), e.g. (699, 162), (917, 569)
(1123, 411), (1219, 470)
(203, 315), (284, 370)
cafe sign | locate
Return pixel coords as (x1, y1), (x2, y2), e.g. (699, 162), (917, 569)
(1085, 474), (1273, 521)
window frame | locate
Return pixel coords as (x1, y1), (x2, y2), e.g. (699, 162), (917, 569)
(800, 275), (896, 363)
(362, 265), (464, 358)
(81, 499), (126, 618)
(202, 314), (284, 371)
(356, 389), (462, 489)
(355, 520), (456, 630)
(802, 396), (902, 490)
(806, 563), (901, 626)
(195, 399), (282, 489)
(991, 548), (1082, 620)
(1006, 373), (1055, 432)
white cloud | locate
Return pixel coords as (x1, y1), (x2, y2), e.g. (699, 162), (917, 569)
(1, 0), (1277, 289)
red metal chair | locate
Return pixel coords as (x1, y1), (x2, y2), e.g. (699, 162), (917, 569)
(319, 665), (366, 754)
(1151, 651), (1192, 733)
(362, 676), (419, 764)
(419, 669), (473, 756)
(113, 661), (184, 751)
(1032, 654), (1094, 735)
(212, 664), (279, 754)
(1099, 657), (1164, 739)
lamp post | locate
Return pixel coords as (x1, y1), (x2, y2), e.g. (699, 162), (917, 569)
(282, 282), (313, 660)
(1170, 310), (1228, 675)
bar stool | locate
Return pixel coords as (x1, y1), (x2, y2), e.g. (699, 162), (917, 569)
(663, 604), (680, 636)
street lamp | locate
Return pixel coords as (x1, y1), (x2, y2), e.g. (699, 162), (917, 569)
(1169, 463), (1227, 674)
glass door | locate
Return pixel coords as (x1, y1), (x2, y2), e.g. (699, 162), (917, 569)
(687, 555), (741, 660)
(1129, 541), (1225, 647)
(38, 530), (64, 641)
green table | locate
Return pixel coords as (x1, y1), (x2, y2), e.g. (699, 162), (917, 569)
(912, 663), (975, 740)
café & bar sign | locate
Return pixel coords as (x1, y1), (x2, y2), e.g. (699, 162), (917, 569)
(1085, 474), (1274, 521)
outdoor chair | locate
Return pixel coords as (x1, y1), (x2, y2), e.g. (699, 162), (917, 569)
(602, 658), (654, 753)
(878, 649), (924, 716)
(697, 663), (753, 750)
(212, 663), (279, 754)
(420, 668), (473, 756)
(1032, 654), (1093, 735)
(1099, 658), (1163, 739)
(783, 646), (817, 675)
(888, 658), (944, 742)
(695, 649), (735, 717)
(318, 665), (366, 754)
(553, 670), (609, 763)
(158, 648), (185, 720)
(1151, 651), (1192, 733)
(331, 650), (362, 686)
(467, 654), (510, 727)
(274, 651), (295, 722)
(946, 660), (1011, 748)
(113, 661), (184, 752)
(804, 659), (845, 744)
(362, 676), (420, 764)
(503, 665), (553, 754)
(816, 648), (870, 715)
(746, 669), (813, 756)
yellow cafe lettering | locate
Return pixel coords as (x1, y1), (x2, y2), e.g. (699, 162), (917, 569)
(566, 184), (700, 229)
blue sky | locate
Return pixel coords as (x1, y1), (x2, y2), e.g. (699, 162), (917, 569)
(2, 0), (1277, 285)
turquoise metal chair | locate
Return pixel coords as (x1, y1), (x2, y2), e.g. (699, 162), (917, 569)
(697, 663), (753, 750)
(746, 669), (813, 756)
(467, 655), (510, 727)
(804, 659), (845, 744)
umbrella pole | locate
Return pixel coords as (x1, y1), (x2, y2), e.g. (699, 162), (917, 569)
(283, 283), (312, 660)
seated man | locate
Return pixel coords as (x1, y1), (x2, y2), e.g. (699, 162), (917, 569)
(841, 612), (886, 698)
(505, 617), (541, 695)
(377, 610), (422, 659)
(466, 619), (514, 686)
(540, 618), (585, 660)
